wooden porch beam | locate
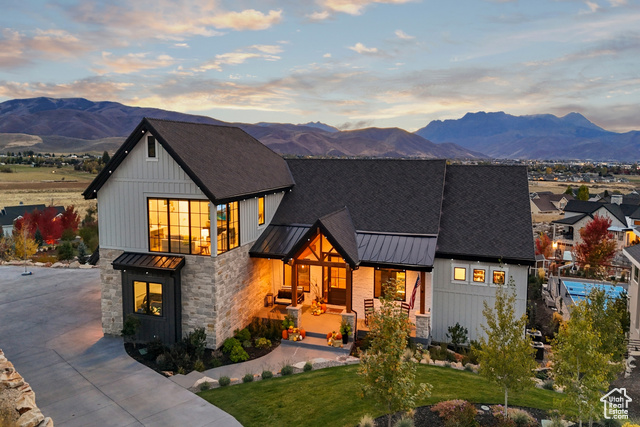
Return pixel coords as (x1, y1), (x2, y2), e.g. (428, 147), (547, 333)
(419, 271), (426, 315)
(295, 259), (348, 268)
(346, 265), (352, 313)
(292, 260), (298, 308)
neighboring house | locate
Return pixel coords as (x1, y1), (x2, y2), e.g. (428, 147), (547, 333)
(552, 199), (640, 254)
(623, 245), (640, 342)
(84, 118), (535, 348)
(0, 204), (64, 235)
(530, 191), (573, 215)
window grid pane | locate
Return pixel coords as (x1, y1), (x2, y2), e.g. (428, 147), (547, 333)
(454, 267), (466, 281)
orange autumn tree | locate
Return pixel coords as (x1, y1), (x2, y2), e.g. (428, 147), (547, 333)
(535, 233), (553, 259)
(573, 214), (617, 278)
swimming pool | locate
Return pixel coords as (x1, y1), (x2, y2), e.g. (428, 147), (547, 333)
(562, 280), (626, 304)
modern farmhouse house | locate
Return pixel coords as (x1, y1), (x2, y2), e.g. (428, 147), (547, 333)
(84, 118), (535, 348)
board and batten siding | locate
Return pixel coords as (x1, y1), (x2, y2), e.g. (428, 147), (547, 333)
(431, 258), (528, 343)
(97, 132), (207, 252)
(240, 192), (285, 245)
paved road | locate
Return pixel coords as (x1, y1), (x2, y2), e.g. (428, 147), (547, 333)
(0, 265), (240, 427)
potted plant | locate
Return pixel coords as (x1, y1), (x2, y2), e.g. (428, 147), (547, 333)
(282, 314), (295, 339)
(339, 319), (352, 344)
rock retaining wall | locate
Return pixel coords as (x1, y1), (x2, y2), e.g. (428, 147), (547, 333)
(0, 349), (53, 427)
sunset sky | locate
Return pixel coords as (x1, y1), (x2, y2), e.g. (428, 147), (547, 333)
(1, 0), (638, 132)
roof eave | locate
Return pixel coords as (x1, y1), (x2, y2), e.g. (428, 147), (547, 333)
(435, 252), (536, 266)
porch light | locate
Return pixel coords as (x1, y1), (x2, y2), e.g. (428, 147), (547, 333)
(552, 241), (558, 249)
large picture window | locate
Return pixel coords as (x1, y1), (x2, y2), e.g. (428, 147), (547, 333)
(148, 198), (210, 255)
(374, 269), (406, 300)
(217, 201), (239, 254)
(283, 263), (311, 292)
(134, 281), (163, 316)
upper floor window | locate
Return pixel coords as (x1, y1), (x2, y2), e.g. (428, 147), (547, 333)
(147, 136), (157, 159)
(473, 268), (486, 283)
(374, 269), (406, 300)
(493, 270), (506, 285)
(634, 266), (639, 283)
(148, 198), (210, 255)
(258, 197), (265, 226)
(453, 267), (466, 281)
(217, 201), (239, 254)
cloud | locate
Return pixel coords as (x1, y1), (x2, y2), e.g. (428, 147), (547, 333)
(323, 53), (332, 58)
(93, 52), (176, 75)
(203, 9), (283, 31)
(0, 28), (90, 69)
(395, 30), (414, 40)
(349, 42), (378, 54)
(336, 120), (373, 130)
(194, 45), (283, 72)
(580, 1), (601, 14)
(307, 10), (331, 21)
(317, 0), (415, 16)
(174, 43), (189, 48)
(0, 77), (132, 100)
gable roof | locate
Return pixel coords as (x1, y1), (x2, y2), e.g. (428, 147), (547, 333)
(271, 158), (447, 234)
(623, 244), (640, 266)
(563, 199), (631, 226)
(0, 204), (65, 226)
(84, 118), (295, 203)
(436, 165), (535, 264)
(553, 213), (587, 225)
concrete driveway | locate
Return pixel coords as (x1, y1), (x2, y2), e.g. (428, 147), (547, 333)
(0, 265), (240, 427)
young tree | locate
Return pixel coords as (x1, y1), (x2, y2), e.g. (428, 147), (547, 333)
(474, 277), (536, 418)
(564, 185), (574, 195)
(14, 222), (38, 260)
(573, 214), (617, 278)
(358, 280), (430, 427)
(582, 287), (627, 364)
(535, 233), (553, 259)
(552, 302), (619, 426)
(576, 185), (590, 201)
(101, 151), (111, 165)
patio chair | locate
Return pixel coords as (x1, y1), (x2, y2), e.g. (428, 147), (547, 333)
(400, 302), (410, 317)
(364, 298), (374, 326)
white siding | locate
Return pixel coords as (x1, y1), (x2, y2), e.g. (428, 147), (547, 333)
(431, 258), (529, 343)
(240, 192), (285, 244)
(97, 132), (207, 252)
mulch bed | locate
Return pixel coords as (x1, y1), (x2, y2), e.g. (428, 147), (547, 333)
(124, 340), (281, 376)
(374, 405), (550, 427)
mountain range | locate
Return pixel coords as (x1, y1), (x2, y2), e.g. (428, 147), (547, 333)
(0, 97), (638, 161)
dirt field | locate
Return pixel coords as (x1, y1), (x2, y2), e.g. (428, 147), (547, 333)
(0, 166), (96, 217)
(529, 178), (638, 195)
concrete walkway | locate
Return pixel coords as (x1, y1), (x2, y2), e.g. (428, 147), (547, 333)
(0, 266), (240, 427)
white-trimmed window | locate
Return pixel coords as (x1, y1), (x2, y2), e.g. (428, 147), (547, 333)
(146, 135), (158, 161)
(472, 267), (487, 285)
(258, 196), (265, 226)
(490, 266), (508, 285)
(451, 263), (468, 283)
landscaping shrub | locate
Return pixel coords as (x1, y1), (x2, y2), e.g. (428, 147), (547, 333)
(219, 376), (231, 387)
(393, 416), (415, 427)
(222, 338), (241, 354)
(200, 381), (210, 391)
(602, 419), (622, 427)
(242, 340), (252, 348)
(156, 354), (172, 371)
(303, 361), (313, 372)
(464, 363), (474, 372)
(61, 228), (76, 241)
(261, 370), (273, 380)
(194, 358), (205, 372)
(280, 365), (294, 376)
(242, 373), (254, 383)
(145, 338), (166, 361)
(508, 408), (537, 427)
(121, 314), (140, 341)
(358, 414), (375, 427)
(229, 345), (249, 363)
(494, 413), (517, 427)
(431, 400), (478, 427)
(535, 369), (549, 380)
(234, 328), (251, 342)
(77, 241), (88, 264)
(184, 328), (207, 358)
(542, 379), (554, 390)
(248, 317), (268, 339)
(57, 241), (74, 260)
(254, 337), (271, 349)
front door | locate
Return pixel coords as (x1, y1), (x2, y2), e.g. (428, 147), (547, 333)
(324, 256), (346, 305)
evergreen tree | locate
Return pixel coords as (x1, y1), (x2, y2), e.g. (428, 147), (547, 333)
(102, 151), (111, 164)
(576, 185), (590, 201)
(34, 228), (44, 247)
(474, 277), (536, 417)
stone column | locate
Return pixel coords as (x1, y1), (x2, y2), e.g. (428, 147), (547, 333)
(341, 312), (355, 340)
(415, 312), (431, 341)
(286, 305), (302, 328)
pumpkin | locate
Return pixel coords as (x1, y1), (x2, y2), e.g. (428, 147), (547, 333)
(335, 333), (342, 340)
(282, 329), (288, 340)
(300, 329), (306, 338)
(326, 332), (333, 340)
(320, 303), (327, 312)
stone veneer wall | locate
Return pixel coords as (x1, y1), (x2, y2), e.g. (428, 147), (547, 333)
(99, 248), (125, 336)
(0, 349), (53, 427)
(211, 244), (272, 348)
(180, 255), (217, 348)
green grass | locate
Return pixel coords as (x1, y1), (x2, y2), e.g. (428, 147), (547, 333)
(198, 364), (556, 427)
(0, 164), (94, 182)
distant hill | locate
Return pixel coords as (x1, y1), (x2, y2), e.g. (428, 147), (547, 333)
(415, 111), (640, 160)
(0, 97), (482, 159)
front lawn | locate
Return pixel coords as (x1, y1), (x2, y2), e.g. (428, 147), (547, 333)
(198, 364), (556, 427)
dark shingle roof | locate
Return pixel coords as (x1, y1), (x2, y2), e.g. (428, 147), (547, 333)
(272, 159), (447, 234)
(563, 200), (631, 226)
(552, 214), (587, 225)
(563, 199), (602, 214)
(436, 165), (535, 263)
(84, 118), (295, 203)
(623, 244), (640, 265)
(315, 207), (360, 267)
